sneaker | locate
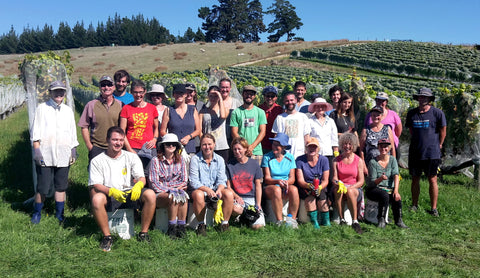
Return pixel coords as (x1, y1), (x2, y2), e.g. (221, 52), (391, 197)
(137, 232), (150, 243)
(410, 205), (418, 212)
(100, 235), (113, 252)
(167, 224), (177, 239)
(290, 219), (299, 229)
(428, 209), (439, 217)
(352, 222), (363, 234)
(395, 219), (409, 229)
(340, 219), (347, 225)
(31, 211), (41, 224)
(196, 223), (207, 236)
(176, 224), (186, 239)
(220, 223), (230, 232)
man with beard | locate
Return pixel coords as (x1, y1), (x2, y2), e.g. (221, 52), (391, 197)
(272, 92), (311, 159)
(406, 88), (446, 217)
(230, 85), (267, 165)
(79, 75), (123, 162)
(113, 69), (134, 105)
(259, 86), (284, 154)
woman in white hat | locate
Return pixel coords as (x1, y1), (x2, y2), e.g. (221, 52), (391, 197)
(146, 84), (168, 129)
(149, 133), (188, 239)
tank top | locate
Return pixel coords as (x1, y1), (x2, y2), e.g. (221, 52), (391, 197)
(364, 125), (389, 163)
(168, 105), (196, 153)
(336, 154), (360, 186)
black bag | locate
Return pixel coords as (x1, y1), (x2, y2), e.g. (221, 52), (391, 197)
(239, 205), (260, 225)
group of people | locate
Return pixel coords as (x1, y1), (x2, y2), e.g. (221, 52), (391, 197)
(30, 70), (446, 251)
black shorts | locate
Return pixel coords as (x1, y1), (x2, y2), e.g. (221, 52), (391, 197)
(36, 165), (69, 195)
(409, 157), (441, 177)
(297, 185), (327, 201)
(106, 188), (150, 212)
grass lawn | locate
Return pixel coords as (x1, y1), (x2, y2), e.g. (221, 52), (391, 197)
(1, 107), (479, 277)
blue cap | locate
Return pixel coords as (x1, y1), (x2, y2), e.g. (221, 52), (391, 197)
(269, 133), (291, 150)
(262, 86), (278, 95)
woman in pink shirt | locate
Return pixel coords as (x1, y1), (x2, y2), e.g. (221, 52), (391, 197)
(333, 132), (365, 234)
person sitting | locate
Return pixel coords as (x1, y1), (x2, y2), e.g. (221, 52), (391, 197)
(226, 137), (265, 230)
(366, 138), (408, 229)
(89, 126), (156, 251)
(189, 134), (234, 235)
(295, 138), (330, 229)
(262, 133), (299, 228)
(333, 133), (365, 234)
(149, 134), (189, 239)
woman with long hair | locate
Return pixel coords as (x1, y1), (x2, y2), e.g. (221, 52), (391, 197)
(330, 92), (357, 138)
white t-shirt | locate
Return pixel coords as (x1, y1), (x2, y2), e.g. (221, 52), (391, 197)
(272, 112), (311, 159)
(89, 150), (144, 191)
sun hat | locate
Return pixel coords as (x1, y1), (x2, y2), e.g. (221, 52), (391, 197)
(370, 106), (384, 114)
(99, 75), (114, 85)
(375, 92), (389, 101)
(308, 97), (333, 113)
(147, 84), (169, 99)
(48, 80), (67, 91)
(269, 133), (291, 150)
(413, 88), (435, 101)
(262, 86), (278, 96)
(242, 85), (257, 94)
(159, 133), (182, 149)
(305, 137), (320, 148)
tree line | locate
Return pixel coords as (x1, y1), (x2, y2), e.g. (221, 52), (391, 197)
(0, 0), (302, 54)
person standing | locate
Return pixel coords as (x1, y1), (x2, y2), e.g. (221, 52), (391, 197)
(406, 88), (446, 217)
(113, 69), (134, 105)
(78, 75), (123, 162)
(259, 86), (284, 154)
(30, 81), (79, 224)
(185, 82), (205, 152)
(230, 85), (267, 165)
(89, 127), (156, 251)
(146, 84), (168, 135)
(219, 78), (242, 143)
(272, 92), (311, 159)
(294, 81), (311, 113)
(325, 85), (343, 116)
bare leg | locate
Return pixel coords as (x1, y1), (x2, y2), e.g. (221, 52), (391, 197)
(192, 189), (206, 222)
(90, 190), (110, 236)
(428, 175), (438, 209)
(346, 188), (359, 221)
(221, 188), (234, 221)
(287, 185), (299, 218)
(411, 175), (421, 207)
(140, 189), (156, 233)
(265, 185), (283, 221)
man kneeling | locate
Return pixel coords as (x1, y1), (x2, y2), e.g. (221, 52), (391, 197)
(89, 126), (156, 251)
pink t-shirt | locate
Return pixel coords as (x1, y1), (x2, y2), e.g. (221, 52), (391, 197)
(365, 109), (401, 147)
(120, 103), (158, 149)
(336, 154), (360, 186)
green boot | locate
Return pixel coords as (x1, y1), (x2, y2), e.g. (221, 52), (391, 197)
(308, 211), (320, 229)
(320, 211), (331, 226)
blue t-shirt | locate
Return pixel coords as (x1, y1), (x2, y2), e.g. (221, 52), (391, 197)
(114, 92), (134, 105)
(261, 151), (296, 180)
(406, 106), (446, 160)
(226, 158), (263, 199)
(295, 154), (330, 184)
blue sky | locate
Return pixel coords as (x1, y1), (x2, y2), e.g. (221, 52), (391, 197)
(1, 0), (478, 45)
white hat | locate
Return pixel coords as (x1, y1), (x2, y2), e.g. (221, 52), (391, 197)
(308, 97), (333, 113)
(147, 84), (169, 99)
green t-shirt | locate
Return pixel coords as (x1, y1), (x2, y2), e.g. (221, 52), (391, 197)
(230, 106), (267, 155)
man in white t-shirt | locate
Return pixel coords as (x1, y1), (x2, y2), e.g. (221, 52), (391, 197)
(89, 126), (156, 251)
(272, 92), (311, 159)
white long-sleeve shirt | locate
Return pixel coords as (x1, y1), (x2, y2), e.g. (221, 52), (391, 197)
(31, 99), (78, 167)
(309, 114), (338, 156)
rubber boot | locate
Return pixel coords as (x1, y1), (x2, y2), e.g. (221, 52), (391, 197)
(320, 211), (331, 226)
(393, 205), (409, 229)
(55, 201), (65, 223)
(377, 205), (387, 228)
(31, 202), (43, 224)
(308, 211), (320, 229)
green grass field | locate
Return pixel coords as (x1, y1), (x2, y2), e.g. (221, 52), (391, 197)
(1, 107), (479, 277)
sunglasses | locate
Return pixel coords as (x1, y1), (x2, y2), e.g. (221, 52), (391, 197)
(165, 142), (177, 147)
(265, 94), (276, 98)
(100, 83), (114, 88)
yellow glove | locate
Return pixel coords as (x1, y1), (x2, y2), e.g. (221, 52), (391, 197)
(127, 181), (144, 201)
(109, 188), (126, 203)
(214, 199), (224, 224)
(337, 181), (347, 194)
(333, 151), (340, 157)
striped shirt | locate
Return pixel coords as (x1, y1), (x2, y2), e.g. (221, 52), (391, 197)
(148, 156), (187, 193)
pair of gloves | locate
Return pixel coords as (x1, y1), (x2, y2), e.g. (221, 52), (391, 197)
(309, 184), (322, 197)
(108, 181), (144, 203)
(33, 148), (78, 166)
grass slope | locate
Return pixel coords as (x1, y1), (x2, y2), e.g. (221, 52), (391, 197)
(0, 107), (479, 277)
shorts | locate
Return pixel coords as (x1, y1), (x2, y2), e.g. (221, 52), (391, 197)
(235, 197), (265, 227)
(106, 188), (150, 212)
(409, 157), (441, 177)
(297, 184), (327, 201)
(35, 165), (69, 195)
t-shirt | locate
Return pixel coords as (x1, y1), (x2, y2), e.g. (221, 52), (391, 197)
(89, 150), (144, 191)
(200, 106), (228, 151)
(272, 112), (311, 159)
(364, 109), (401, 147)
(405, 106), (446, 160)
(335, 154), (360, 186)
(330, 110), (357, 134)
(114, 91), (134, 105)
(296, 99), (311, 113)
(368, 155), (399, 193)
(226, 158), (263, 199)
(261, 151), (296, 180)
(295, 154), (330, 184)
(120, 103), (159, 149)
(230, 106), (267, 156)
(309, 114), (338, 156)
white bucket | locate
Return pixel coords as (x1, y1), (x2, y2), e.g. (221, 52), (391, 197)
(107, 209), (134, 239)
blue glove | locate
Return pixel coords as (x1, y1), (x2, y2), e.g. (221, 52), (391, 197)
(34, 148), (45, 166)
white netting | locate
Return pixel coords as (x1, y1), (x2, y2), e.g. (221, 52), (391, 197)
(0, 79), (25, 118)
